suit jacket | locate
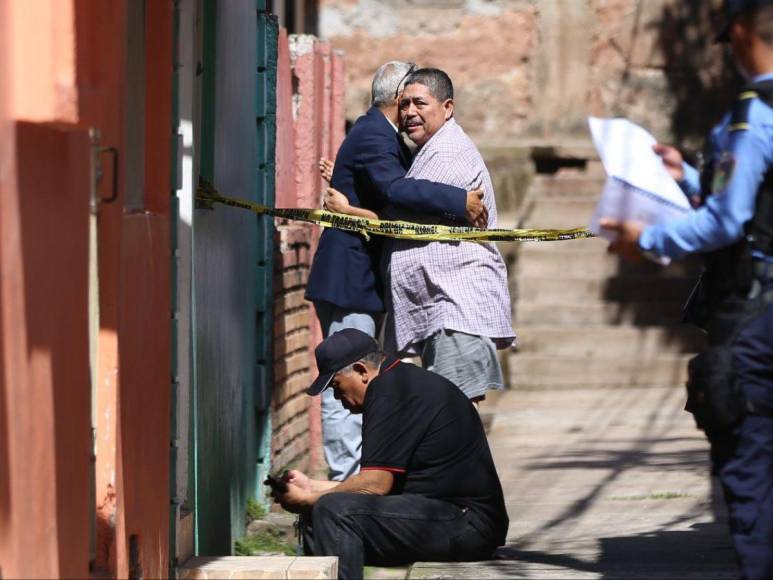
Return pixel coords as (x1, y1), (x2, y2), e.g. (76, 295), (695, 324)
(305, 106), (467, 312)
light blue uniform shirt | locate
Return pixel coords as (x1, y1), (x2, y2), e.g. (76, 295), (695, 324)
(639, 72), (773, 261)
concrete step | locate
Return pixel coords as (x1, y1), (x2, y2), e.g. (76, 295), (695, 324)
(515, 325), (705, 357)
(366, 565), (410, 578)
(513, 275), (696, 304)
(514, 250), (693, 279)
(508, 353), (691, 389)
(503, 171), (704, 394)
(179, 556), (338, 579)
(520, 199), (598, 229)
(514, 301), (686, 326)
(529, 174), (606, 198)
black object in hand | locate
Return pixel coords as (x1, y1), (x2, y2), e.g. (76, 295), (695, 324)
(264, 473), (288, 493)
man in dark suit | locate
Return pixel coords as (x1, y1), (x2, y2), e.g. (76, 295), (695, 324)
(305, 61), (487, 481)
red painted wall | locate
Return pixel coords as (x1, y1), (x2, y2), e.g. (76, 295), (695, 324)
(275, 28), (296, 210)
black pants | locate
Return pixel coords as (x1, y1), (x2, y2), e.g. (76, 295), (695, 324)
(302, 493), (498, 579)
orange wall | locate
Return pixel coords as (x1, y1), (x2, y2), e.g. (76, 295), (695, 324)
(116, 215), (171, 579)
(72, 1), (128, 572)
(2, 1), (79, 123)
(73, 0), (173, 576)
(0, 1), (92, 577)
(0, 121), (93, 580)
(0, 1), (174, 577)
(114, 2), (173, 577)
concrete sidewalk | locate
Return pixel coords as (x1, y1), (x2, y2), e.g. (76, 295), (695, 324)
(407, 386), (739, 579)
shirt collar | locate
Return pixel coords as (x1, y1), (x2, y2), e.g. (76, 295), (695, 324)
(385, 116), (399, 133)
(377, 109), (399, 133)
(363, 355), (400, 406)
(752, 72), (773, 83)
(379, 355), (400, 374)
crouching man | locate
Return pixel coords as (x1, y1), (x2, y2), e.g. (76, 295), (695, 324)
(270, 328), (509, 579)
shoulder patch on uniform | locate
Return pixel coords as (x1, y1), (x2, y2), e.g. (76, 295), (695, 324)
(730, 91), (755, 132)
(711, 151), (736, 195)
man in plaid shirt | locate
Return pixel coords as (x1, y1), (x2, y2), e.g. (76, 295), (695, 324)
(382, 68), (515, 401)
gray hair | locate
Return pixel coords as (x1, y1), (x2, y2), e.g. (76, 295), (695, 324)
(339, 351), (385, 375)
(371, 61), (416, 108)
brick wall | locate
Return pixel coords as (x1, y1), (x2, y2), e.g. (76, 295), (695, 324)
(272, 224), (315, 472)
(270, 28), (345, 477)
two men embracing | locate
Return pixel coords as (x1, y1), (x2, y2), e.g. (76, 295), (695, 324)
(269, 63), (514, 578)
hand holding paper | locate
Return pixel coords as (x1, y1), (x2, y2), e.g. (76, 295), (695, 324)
(588, 117), (694, 264)
(597, 218), (646, 263)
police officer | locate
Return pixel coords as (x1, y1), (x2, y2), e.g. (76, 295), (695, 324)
(601, 1), (773, 578)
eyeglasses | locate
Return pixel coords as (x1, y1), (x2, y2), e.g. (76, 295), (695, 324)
(394, 63), (417, 100)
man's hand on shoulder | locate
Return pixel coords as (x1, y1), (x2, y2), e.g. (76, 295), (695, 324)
(600, 218), (645, 263)
(465, 188), (488, 229)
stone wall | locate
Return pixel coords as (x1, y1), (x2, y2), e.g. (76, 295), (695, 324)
(319, 0), (736, 149)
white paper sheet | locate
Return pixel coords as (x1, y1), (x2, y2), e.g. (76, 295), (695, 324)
(587, 117), (693, 248)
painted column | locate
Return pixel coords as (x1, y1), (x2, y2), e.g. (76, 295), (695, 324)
(0, 2), (91, 577)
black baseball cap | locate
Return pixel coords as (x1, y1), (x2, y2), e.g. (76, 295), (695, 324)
(716, 0), (773, 42)
(306, 329), (379, 395)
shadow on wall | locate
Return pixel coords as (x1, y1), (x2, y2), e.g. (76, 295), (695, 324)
(655, 1), (740, 151)
(598, 3), (741, 361)
(600, 253), (707, 392)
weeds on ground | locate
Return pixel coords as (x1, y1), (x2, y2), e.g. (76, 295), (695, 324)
(234, 529), (296, 556)
(246, 497), (267, 521)
(236, 496), (296, 556)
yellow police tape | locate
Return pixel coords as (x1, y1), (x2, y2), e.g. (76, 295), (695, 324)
(196, 180), (595, 243)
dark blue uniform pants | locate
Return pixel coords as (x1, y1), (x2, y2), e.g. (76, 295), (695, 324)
(722, 301), (773, 579)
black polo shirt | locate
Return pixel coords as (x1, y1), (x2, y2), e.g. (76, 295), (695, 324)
(360, 356), (509, 544)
